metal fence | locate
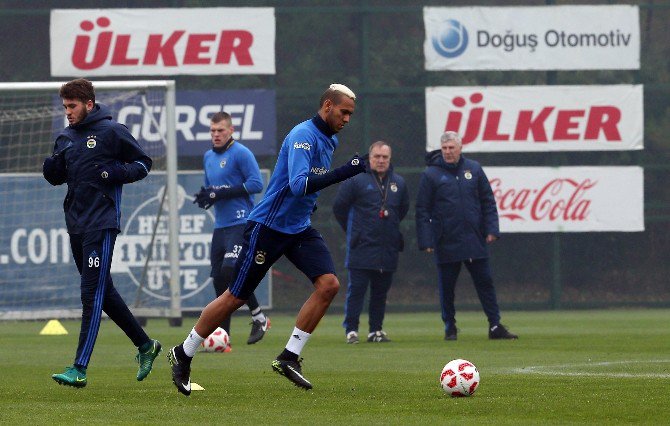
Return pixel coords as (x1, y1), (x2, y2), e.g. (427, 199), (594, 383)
(1, 0), (668, 311)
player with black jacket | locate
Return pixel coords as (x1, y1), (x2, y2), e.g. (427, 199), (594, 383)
(43, 78), (161, 388)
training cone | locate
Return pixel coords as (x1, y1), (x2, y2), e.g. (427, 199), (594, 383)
(39, 319), (68, 335)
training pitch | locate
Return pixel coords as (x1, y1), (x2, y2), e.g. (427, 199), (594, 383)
(1, 309), (668, 424)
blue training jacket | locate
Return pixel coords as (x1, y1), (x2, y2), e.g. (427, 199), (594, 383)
(333, 167), (409, 272)
(45, 103), (152, 234)
(415, 150), (499, 263)
(248, 115), (338, 234)
(203, 141), (263, 228)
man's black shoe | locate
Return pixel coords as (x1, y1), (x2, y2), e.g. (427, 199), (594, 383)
(271, 358), (313, 390)
(247, 317), (271, 345)
(489, 324), (518, 340)
(167, 346), (192, 396)
(445, 325), (458, 341)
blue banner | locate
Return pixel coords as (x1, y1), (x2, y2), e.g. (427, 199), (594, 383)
(52, 89), (277, 157)
(0, 172), (271, 316)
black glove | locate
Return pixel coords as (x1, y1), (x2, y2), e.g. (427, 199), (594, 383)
(304, 153), (368, 195)
(96, 163), (128, 185)
(43, 153), (67, 186)
(193, 185), (248, 210)
(193, 186), (215, 209)
(337, 153), (368, 177)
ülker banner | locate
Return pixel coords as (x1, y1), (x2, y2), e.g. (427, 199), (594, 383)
(50, 8), (276, 76)
(426, 85), (643, 152)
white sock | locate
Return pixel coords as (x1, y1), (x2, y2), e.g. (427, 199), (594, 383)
(182, 327), (205, 357)
(285, 327), (311, 356)
(251, 308), (266, 323)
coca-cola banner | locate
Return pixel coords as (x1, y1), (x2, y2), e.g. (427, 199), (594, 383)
(424, 5), (639, 71)
(50, 8), (275, 76)
(425, 85), (643, 152)
(487, 166), (644, 233)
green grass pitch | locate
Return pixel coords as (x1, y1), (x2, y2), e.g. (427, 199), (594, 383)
(1, 309), (668, 424)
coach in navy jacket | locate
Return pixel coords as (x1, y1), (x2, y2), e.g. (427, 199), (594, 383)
(43, 79), (159, 387)
(415, 131), (517, 341)
(333, 141), (409, 343)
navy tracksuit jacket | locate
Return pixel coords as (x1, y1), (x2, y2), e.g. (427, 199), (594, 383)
(43, 103), (152, 368)
(415, 151), (501, 329)
(333, 167), (409, 334)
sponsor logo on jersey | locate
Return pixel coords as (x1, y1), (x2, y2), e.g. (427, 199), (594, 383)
(310, 166), (328, 175)
(293, 142), (311, 151)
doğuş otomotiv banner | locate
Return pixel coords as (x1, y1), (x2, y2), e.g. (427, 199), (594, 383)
(487, 166), (643, 233)
(50, 8), (275, 76)
(425, 85), (643, 152)
(424, 5), (639, 71)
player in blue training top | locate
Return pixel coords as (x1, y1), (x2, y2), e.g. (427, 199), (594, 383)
(168, 83), (367, 394)
(43, 78), (161, 388)
(192, 111), (270, 348)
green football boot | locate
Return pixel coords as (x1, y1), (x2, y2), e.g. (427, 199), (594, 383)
(52, 365), (87, 388)
(136, 339), (162, 381)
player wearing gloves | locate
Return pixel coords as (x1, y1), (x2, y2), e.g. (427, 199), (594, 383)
(193, 111), (270, 347)
(168, 83), (365, 394)
(43, 78), (161, 388)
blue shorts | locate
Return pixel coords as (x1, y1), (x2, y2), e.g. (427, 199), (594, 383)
(229, 221), (336, 299)
(210, 224), (246, 277)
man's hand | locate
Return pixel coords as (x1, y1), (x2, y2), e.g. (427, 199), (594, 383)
(486, 235), (498, 244)
(348, 153), (368, 175)
(424, 248), (434, 253)
(43, 153), (67, 186)
(193, 186), (216, 209)
(96, 163), (128, 185)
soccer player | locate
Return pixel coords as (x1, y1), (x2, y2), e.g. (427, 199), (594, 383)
(168, 83), (367, 394)
(43, 78), (161, 387)
(192, 111), (270, 348)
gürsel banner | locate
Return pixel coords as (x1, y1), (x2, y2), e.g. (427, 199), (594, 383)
(424, 5), (639, 70)
(486, 166), (644, 232)
(50, 8), (275, 76)
(425, 85), (643, 152)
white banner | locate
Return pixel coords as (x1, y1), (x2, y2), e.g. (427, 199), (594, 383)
(425, 85), (643, 152)
(486, 166), (644, 232)
(50, 8), (275, 76)
(424, 5), (639, 71)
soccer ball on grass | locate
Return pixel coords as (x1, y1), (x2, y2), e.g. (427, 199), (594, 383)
(200, 327), (230, 353)
(440, 359), (480, 397)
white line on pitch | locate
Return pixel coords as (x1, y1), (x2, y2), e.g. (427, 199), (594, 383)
(502, 360), (670, 379)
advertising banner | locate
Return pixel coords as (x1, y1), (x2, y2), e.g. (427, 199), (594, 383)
(424, 5), (639, 71)
(51, 8), (276, 76)
(425, 85), (643, 152)
(52, 89), (277, 157)
(0, 172), (271, 316)
(487, 166), (644, 232)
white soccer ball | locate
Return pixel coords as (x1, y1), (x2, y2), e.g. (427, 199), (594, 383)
(201, 327), (230, 353)
(440, 359), (480, 397)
